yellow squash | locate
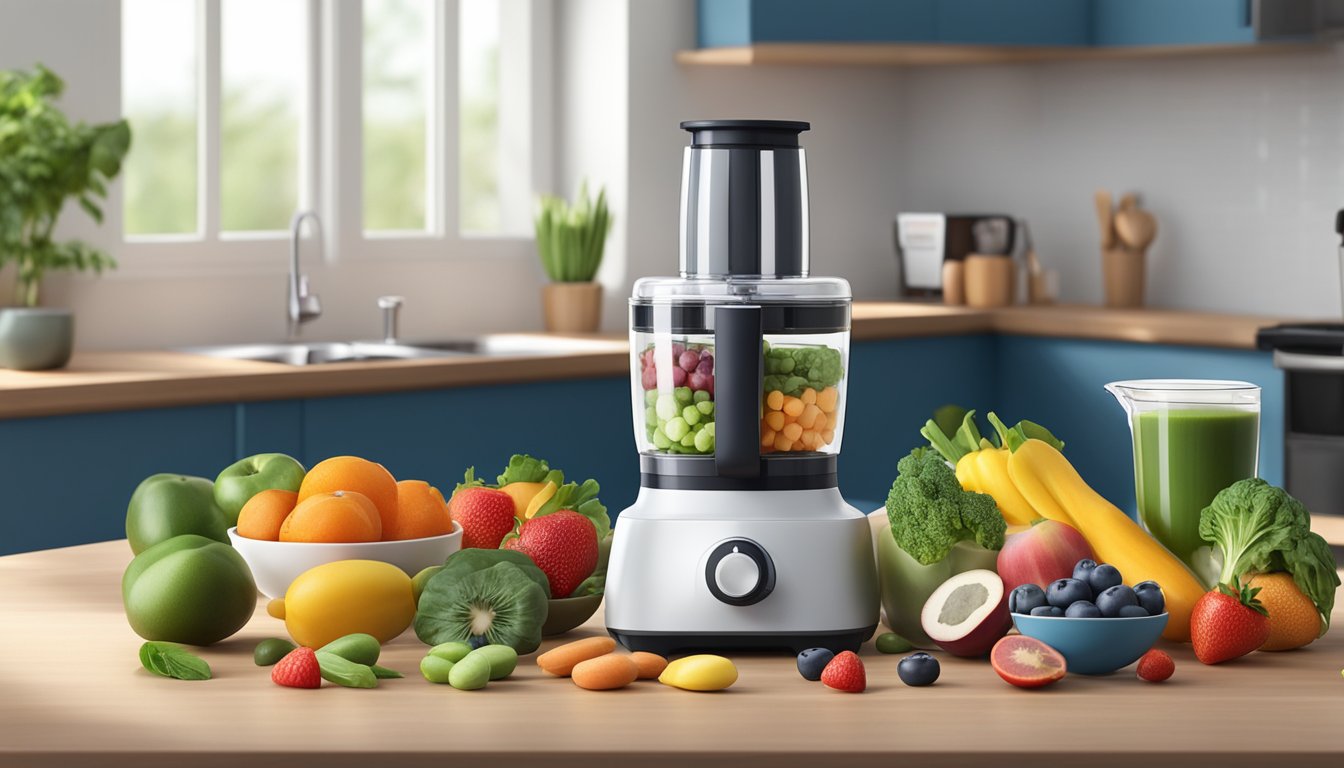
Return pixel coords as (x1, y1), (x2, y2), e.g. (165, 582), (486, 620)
(961, 448), (1043, 526)
(499, 481), (550, 520)
(277, 559), (416, 648)
(1007, 439), (1205, 642)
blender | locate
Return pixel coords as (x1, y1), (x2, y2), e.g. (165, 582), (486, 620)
(604, 120), (879, 654)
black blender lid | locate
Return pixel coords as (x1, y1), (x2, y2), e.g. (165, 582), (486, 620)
(1257, 322), (1344, 354)
(680, 120), (810, 149)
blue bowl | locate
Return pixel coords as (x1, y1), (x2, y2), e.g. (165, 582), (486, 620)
(1011, 612), (1168, 675)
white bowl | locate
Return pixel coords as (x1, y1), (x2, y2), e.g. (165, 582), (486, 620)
(228, 521), (462, 598)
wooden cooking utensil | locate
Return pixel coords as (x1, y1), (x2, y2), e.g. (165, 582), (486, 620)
(1094, 190), (1115, 249)
(1118, 193), (1138, 212)
(1115, 208), (1158, 252)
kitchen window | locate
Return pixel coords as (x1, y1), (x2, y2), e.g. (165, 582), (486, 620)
(119, 0), (550, 270)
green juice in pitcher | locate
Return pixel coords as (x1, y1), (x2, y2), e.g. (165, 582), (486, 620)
(1131, 408), (1258, 577)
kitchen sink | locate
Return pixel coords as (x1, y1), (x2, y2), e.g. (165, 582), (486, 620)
(180, 334), (625, 366)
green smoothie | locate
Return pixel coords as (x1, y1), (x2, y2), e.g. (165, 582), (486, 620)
(1131, 408), (1258, 573)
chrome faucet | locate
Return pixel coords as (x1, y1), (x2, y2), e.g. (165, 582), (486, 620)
(378, 296), (404, 344)
(288, 210), (323, 338)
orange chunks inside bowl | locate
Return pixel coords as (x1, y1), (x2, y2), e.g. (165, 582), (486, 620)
(235, 455), (453, 543)
(761, 386), (839, 453)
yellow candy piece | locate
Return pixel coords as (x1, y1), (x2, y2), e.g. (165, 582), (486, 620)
(658, 654), (738, 691)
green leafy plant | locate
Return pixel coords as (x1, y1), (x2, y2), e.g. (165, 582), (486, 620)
(138, 641), (212, 681)
(534, 181), (611, 283)
(0, 65), (130, 307)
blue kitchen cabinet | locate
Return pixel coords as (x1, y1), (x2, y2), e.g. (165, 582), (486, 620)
(1092, 0), (1254, 46)
(0, 404), (238, 554)
(696, 0), (1303, 50)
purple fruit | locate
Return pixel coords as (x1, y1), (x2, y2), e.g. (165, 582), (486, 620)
(696, 356), (713, 374)
(671, 343), (685, 357)
(1096, 584), (1139, 617)
(641, 366), (658, 390)
(678, 350), (700, 372)
(671, 367), (687, 387)
(689, 371), (710, 391)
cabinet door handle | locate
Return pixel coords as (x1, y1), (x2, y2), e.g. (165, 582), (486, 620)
(1274, 350), (1344, 372)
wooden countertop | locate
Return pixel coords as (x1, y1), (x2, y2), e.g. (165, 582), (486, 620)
(2, 540), (1342, 767)
(0, 304), (1287, 419)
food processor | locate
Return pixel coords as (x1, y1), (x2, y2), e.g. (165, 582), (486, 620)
(604, 120), (879, 654)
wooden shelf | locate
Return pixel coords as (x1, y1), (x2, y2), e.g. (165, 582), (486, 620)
(675, 41), (1324, 67)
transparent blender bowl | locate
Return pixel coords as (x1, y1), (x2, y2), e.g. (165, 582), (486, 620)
(630, 329), (849, 456)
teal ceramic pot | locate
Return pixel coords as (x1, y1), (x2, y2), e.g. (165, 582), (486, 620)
(0, 308), (74, 370)
(1012, 612), (1168, 675)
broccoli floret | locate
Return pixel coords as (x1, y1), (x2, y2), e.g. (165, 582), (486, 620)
(885, 447), (1005, 565)
(764, 345), (843, 395)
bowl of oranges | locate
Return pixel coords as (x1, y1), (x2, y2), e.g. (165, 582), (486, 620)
(228, 456), (462, 597)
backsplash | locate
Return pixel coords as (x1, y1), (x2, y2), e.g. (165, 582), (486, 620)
(898, 43), (1344, 318)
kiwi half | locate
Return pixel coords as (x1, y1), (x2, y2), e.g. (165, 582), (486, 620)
(414, 562), (549, 654)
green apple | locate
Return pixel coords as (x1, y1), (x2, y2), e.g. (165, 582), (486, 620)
(122, 534), (257, 646)
(213, 453), (306, 526)
(126, 474), (229, 555)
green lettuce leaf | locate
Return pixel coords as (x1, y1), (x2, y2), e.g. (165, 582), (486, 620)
(497, 454), (557, 486)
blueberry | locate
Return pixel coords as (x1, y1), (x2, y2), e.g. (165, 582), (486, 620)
(1030, 605), (1064, 617)
(796, 647), (834, 681)
(897, 653), (940, 687)
(1046, 578), (1092, 608)
(1096, 584), (1139, 617)
(1073, 559), (1098, 582)
(1118, 604), (1150, 618)
(468, 635), (489, 650)
(1134, 580), (1166, 615)
(1065, 600), (1102, 618)
(1009, 584), (1048, 615)
(1087, 564), (1124, 596)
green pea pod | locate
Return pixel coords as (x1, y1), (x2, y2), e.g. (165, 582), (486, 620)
(371, 664), (403, 679)
(315, 651), (377, 689)
(420, 655), (455, 684)
(253, 638), (297, 667)
(317, 633), (381, 666)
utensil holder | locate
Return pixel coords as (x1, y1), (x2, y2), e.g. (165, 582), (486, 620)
(1102, 247), (1145, 308)
(964, 255), (1014, 308)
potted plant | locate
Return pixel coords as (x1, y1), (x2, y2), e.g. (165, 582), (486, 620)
(535, 182), (612, 334)
(0, 65), (130, 370)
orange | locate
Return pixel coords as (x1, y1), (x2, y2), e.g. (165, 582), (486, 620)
(280, 490), (382, 543)
(1248, 572), (1322, 651)
(298, 456), (399, 533)
(385, 480), (454, 541)
(236, 489), (298, 541)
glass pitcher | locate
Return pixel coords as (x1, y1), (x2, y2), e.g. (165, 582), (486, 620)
(1105, 379), (1260, 586)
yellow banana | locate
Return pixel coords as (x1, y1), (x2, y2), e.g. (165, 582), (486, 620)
(1007, 439), (1205, 642)
(972, 448), (1041, 526)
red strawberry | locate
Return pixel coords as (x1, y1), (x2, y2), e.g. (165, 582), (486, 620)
(820, 650), (866, 693)
(1136, 649), (1174, 682)
(453, 487), (518, 549)
(272, 647), (321, 689)
(503, 510), (597, 598)
(1190, 581), (1270, 665)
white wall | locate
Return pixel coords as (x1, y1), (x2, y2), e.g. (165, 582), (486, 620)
(899, 45), (1344, 318)
(7, 1), (1342, 352)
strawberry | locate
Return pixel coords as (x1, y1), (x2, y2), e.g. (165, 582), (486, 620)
(272, 647), (321, 689)
(503, 510), (597, 598)
(1190, 581), (1270, 665)
(820, 650), (866, 693)
(453, 486), (519, 549)
(1136, 649), (1174, 682)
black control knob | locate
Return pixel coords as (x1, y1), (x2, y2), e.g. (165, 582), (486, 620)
(705, 539), (775, 606)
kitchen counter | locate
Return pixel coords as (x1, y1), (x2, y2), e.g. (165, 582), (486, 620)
(0, 304), (1286, 419)
(1, 540), (1341, 767)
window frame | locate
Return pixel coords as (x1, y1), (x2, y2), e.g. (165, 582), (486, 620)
(112, 0), (552, 277)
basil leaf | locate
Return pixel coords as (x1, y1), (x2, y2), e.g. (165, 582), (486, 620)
(370, 664), (404, 679)
(315, 651), (377, 688)
(139, 642), (212, 681)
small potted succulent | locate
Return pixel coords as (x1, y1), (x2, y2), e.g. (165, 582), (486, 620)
(0, 65), (129, 370)
(535, 182), (612, 334)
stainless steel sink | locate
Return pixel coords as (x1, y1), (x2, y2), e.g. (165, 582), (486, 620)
(180, 334), (624, 366)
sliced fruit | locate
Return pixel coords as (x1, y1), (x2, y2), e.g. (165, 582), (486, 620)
(523, 481), (559, 519)
(920, 569), (1012, 657)
(991, 635), (1067, 689)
